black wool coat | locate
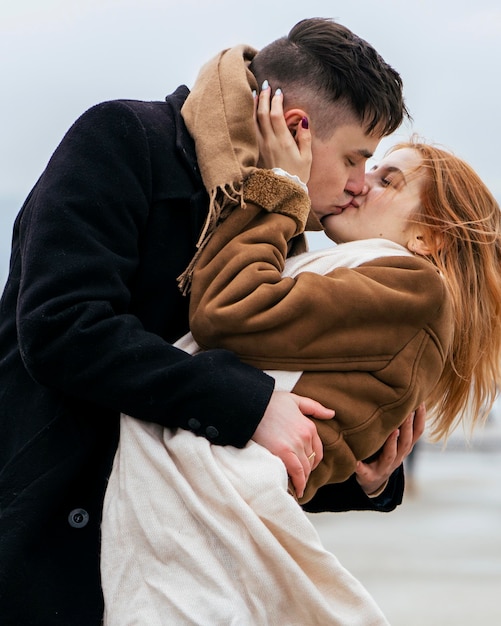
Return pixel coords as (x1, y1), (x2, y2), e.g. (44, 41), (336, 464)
(0, 86), (403, 625)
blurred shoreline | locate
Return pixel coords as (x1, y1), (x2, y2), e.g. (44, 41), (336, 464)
(310, 411), (501, 626)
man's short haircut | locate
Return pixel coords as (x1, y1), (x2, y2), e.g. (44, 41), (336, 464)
(250, 18), (409, 139)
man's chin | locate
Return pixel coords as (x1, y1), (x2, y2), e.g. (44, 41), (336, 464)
(319, 210), (343, 225)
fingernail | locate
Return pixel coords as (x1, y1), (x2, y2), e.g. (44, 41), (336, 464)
(274, 87), (282, 96)
(252, 89), (257, 98)
(301, 116), (309, 129)
(261, 79), (269, 90)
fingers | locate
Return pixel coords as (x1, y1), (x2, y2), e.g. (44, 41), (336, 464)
(256, 84), (292, 153)
(289, 395), (332, 493)
(294, 456), (320, 497)
(251, 390), (327, 498)
(255, 81), (290, 143)
(276, 426), (319, 498)
(396, 405), (424, 463)
(309, 421), (324, 468)
(355, 460), (370, 481)
(285, 453), (310, 499)
(268, 87), (289, 136)
(355, 405), (427, 497)
(294, 419), (324, 480)
(378, 429), (400, 465)
(413, 402), (426, 442)
(354, 460), (383, 496)
(355, 430), (398, 495)
(256, 81), (287, 130)
(255, 80), (274, 139)
(291, 392), (334, 472)
(293, 393), (335, 420)
(255, 81), (312, 182)
(252, 86), (258, 122)
(397, 413), (414, 453)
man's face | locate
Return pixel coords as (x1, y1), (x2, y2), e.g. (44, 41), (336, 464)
(307, 123), (380, 224)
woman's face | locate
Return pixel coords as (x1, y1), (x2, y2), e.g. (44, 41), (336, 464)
(322, 147), (426, 247)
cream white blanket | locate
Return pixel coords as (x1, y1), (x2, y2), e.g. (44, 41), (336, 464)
(102, 419), (389, 626)
(101, 240), (409, 625)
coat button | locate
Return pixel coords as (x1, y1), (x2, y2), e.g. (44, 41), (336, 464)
(205, 426), (219, 440)
(68, 508), (89, 529)
(187, 418), (201, 431)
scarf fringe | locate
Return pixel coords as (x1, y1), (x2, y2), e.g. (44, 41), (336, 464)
(177, 183), (244, 295)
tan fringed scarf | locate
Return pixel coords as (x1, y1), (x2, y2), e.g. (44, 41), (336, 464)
(178, 45), (260, 294)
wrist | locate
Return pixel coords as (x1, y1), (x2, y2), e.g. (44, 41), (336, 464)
(271, 168), (308, 194)
(366, 479), (390, 498)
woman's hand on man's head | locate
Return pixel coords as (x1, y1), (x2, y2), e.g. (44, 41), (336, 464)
(254, 82), (312, 185)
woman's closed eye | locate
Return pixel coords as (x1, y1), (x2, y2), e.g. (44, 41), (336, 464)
(380, 170), (405, 189)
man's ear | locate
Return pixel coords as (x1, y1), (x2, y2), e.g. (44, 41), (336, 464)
(284, 108), (308, 137)
(407, 232), (443, 257)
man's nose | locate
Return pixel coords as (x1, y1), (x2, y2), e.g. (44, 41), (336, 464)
(346, 180), (369, 198)
(345, 168), (367, 197)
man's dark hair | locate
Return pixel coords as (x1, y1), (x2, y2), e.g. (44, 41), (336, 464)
(250, 18), (409, 138)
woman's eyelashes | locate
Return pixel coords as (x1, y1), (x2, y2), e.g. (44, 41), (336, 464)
(379, 170), (404, 189)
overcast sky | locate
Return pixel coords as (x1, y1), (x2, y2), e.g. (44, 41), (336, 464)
(1, 0), (500, 274)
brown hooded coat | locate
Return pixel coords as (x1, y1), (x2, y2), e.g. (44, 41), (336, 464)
(189, 170), (453, 503)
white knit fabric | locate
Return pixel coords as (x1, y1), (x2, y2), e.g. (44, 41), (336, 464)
(282, 238), (412, 278)
(101, 240), (409, 625)
(102, 420), (390, 625)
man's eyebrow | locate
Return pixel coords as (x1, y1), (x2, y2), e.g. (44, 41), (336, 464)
(356, 148), (373, 159)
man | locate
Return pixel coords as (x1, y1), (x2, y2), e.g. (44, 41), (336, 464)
(0, 18), (419, 625)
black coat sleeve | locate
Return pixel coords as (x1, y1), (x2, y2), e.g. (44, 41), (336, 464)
(13, 100), (274, 447)
(302, 465), (404, 513)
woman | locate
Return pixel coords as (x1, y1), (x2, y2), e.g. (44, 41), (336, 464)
(101, 96), (501, 624)
(186, 116), (501, 502)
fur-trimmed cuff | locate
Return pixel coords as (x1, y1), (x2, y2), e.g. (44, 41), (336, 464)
(243, 170), (311, 235)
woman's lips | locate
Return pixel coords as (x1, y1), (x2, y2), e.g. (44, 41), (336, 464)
(320, 199), (360, 222)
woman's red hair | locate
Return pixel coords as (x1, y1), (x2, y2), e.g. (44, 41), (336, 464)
(390, 139), (501, 439)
